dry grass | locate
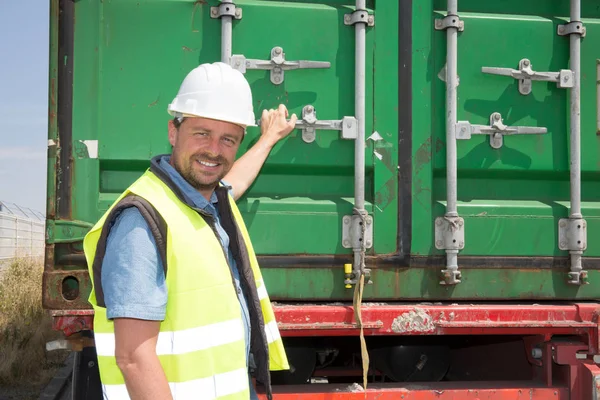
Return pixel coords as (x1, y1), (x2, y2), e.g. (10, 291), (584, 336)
(0, 257), (69, 388)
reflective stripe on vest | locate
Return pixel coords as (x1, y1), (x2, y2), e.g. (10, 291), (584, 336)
(94, 318), (244, 357)
(83, 170), (288, 399)
(102, 367), (249, 400)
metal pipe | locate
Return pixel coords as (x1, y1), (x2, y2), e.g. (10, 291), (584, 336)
(221, 14), (232, 63)
(569, 0), (581, 218)
(442, 0), (461, 283)
(353, 0), (367, 274)
(567, 0), (584, 282)
(445, 0), (458, 217)
(354, 5), (366, 211)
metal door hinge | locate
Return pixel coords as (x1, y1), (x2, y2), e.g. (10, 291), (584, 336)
(434, 15), (464, 31)
(558, 21), (586, 37)
(559, 218), (587, 252)
(344, 9), (375, 26)
(455, 112), (548, 149)
(435, 216), (465, 251)
(482, 58), (574, 95)
(210, 1), (242, 20)
(342, 214), (373, 249)
(230, 46), (330, 85)
(558, 218), (588, 285)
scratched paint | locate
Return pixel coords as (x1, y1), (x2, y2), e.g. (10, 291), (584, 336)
(392, 308), (435, 333)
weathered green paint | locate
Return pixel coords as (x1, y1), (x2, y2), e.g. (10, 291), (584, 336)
(262, 267), (600, 300)
(46, 0), (59, 220)
(46, 220), (94, 244)
(414, 1), (600, 259)
(45, 0), (600, 308)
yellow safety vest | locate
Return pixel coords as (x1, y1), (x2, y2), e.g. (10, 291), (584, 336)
(83, 169), (288, 400)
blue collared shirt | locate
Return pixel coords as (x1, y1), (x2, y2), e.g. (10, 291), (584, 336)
(101, 155), (255, 395)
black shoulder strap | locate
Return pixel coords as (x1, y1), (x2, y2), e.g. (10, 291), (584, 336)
(91, 195), (168, 308)
(214, 186), (273, 400)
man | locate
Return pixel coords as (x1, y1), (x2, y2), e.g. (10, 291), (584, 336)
(83, 62), (298, 400)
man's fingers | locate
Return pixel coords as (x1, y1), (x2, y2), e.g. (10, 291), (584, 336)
(287, 113), (298, 129)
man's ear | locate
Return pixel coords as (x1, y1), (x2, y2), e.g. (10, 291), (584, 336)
(168, 120), (178, 147)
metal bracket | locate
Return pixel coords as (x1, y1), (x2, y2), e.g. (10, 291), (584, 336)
(559, 218), (587, 251)
(455, 112), (548, 149)
(210, 2), (242, 20)
(230, 46), (330, 85)
(441, 268), (462, 286)
(294, 105), (357, 143)
(558, 21), (586, 37)
(345, 268), (372, 286)
(436, 216), (464, 286)
(342, 214), (373, 249)
(344, 10), (375, 26)
(435, 217), (465, 251)
(434, 15), (464, 31)
(559, 218), (588, 285)
(482, 58), (574, 95)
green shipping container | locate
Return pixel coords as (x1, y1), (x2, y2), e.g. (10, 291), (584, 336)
(44, 0), (600, 312)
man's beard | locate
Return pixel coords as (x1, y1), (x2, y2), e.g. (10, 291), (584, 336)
(173, 153), (228, 192)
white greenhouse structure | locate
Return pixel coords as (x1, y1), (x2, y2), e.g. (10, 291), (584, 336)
(0, 201), (45, 262)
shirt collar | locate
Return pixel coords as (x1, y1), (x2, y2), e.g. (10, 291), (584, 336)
(154, 155), (219, 211)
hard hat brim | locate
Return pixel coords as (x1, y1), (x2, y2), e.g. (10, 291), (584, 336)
(169, 110), (257, 129)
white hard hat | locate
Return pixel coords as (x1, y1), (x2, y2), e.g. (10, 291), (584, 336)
(167, 62), (257, 128)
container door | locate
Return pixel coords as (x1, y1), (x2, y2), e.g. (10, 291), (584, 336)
(44, 0), (400, 309)
(409, 0), (600, 297)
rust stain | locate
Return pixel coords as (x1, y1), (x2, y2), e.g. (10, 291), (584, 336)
(43, 270), (92, 311)
(414, 178), (431, 211)
(47, 198), (55, 219)
(414, 137), (432, 175)
(49, 111), (57, 127)
(50, 76), (57, 106)
(182, 46), (196, 52)
(148, 95), (160, 108)
(191, 1), (206, 32)
(435, 137), (444, 153)
(374, 176), (396, 212)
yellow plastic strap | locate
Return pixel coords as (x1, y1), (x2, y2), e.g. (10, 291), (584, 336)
(353, 273), (368, 394)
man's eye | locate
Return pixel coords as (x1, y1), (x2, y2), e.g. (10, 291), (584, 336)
(194, 132), (208, 136)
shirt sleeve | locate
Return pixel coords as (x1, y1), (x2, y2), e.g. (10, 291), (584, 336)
(101, 206), (168, 321)
(220, 179), (236, 198)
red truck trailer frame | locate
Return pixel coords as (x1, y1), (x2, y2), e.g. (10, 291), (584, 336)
(53, 302), (600, 399)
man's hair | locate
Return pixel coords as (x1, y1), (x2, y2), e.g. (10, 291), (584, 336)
(172, 117), (185, 129)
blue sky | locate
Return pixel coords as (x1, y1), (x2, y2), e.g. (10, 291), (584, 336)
(0, 2), (49, 214)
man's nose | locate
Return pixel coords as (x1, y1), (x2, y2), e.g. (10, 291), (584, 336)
(205, 136), (221, 157)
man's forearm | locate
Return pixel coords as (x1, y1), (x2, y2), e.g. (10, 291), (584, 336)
(118, 353), (172, 400)
(225, 137), (275, 200)
(114, 317), (172, 400)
